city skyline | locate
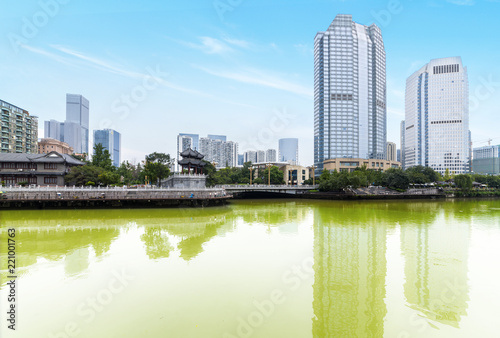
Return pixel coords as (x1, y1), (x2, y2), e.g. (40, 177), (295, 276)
(1, 1), (500, 165)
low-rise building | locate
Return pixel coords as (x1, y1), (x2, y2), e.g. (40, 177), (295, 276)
(323, 158), (401, 173)
(38, 138), (73, 154)
(252, 162), (310, 186)
(0, 151), (85, 186)
(472, 145), (500, 175)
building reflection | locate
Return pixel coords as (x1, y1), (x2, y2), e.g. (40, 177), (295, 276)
(312, 205), (388, 337)
(400, 202), (470, 328)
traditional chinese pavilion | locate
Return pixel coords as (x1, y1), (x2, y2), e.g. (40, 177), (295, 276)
(178, 148), (206, 174)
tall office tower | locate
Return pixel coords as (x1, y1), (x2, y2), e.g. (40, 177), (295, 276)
(44, 119), (64, 141)
(405, 57), (469, 174)
(472, 145), (500, 175)
(93, 129), (121, 167)
(314, 14), (386, 172)
(199, 137), (238, 168)
(207, 134), (226, 142)
(266, 149), (277, 162)
(256, 150), (266, 163)
(397, 149), (401, 163)
(386, 142), (396, 161)
(279, 138), (299, 165)
(400, 120), (406, 169)
(65, 94), (89, 154)
(0, 99), (38, 153)
(237, 154), (244, 166)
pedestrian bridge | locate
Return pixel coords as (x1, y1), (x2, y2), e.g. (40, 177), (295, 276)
(216, 185), (319, 195)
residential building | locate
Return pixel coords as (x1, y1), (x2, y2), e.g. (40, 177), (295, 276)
(400, 120), (406, 169)
(199, 137), (238, 168)
(178, 133), (199, 150)
(266, 149), (277, 162)
(0, 151), (84, 186)
(404, 57), (469, 174)
(386, 142), (397, 161)
(314, 14), (386, 173)
(472, 145), (500, 175)
(0, 99), (38, 154)
(93, 129), (121, 167)
(244, 151), (257, 163)
(323, 158), (401, 173)
(257, 150), (266, 163)
(279, 138), (299, 165)
(65, 94), (89, 154)
(38, 138), (73, 155)
(177, 134), (194, 171)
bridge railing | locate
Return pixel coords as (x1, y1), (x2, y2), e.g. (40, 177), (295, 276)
(216, 184), (319, 190)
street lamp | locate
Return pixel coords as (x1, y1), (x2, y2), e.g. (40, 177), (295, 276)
(249, 167), (253, 185)
(266, 163), (272, 186)
(309, 165), (316, 185)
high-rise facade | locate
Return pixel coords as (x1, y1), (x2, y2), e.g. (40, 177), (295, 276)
(386, 142), (397, 162)
(472, 145), (500, 175)
(199, 137), (238, 168)
(244, 151), (257, 164)
(66, 94), (89, 154)
(279, 138), (299, 165)
(0, 99), (38, 153)
(314, 14), (386, 172)
(404, 57), (469, 174)
(400, 120), (406, 169)
(44, 119), (64, 141)
(266, 149), (277, 162)
(256, 150), (266, 163)
(93, 129), (121, 167)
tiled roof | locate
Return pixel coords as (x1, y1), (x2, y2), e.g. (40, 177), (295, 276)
(0, 152), (85, 165)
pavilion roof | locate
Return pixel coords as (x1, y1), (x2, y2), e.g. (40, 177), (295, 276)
(180, 148), (204, 159)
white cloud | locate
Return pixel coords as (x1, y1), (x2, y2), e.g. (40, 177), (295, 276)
(194, 65), (312, 98)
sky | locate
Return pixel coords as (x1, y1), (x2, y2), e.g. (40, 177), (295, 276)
(1, 0), (499, 166)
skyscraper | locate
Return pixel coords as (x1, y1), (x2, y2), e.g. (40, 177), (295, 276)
(266, 149), (277, 162)
(199, 137), (238, 168)
(400, 120), (406, 169)
(386, 142), (396, 162)
(314, 14), (387, 172)
(404, 57), (469, 174)
(279, 138), (299, 165)
(65, 94), (89, 154)
(93, 129), (121, 167)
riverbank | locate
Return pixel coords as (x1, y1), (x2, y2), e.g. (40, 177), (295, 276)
(0, 186), (230, 209)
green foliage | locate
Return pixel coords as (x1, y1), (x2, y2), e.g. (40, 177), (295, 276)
(92, 143), (114, 171)
(454, 174), (473, 191)
(382, 168), (410, 190)
(18, 181), (28, 187)
(143, 152), (172, 186)
(98, 171), (121, 186)
(65, 165), (105, 186)
(254, 166), (285, 185)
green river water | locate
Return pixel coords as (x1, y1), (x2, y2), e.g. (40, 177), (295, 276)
(1, 199), (499, 338)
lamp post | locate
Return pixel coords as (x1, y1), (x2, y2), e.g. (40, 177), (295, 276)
(266, 163), (272, 186)
(249, 167), (253, 185)
(310, 165), (316, 185)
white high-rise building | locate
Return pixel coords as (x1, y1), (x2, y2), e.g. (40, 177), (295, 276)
(314, 14), (386, 172)
(199, 137), (238, 168)
(404, 57), (469, 174)
(386, 142), (397, 162)
(244, 151), (257, 163)
(266, 149), (277, 162)
(256, 150), (266, 163)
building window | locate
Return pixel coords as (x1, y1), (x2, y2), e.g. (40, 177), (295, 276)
(44, 163), (58, 169)
(44, 177), (57, 184)
(2, 163), (16, 169)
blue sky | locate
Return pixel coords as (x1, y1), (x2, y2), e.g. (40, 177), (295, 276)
(1, 0), (499, 165)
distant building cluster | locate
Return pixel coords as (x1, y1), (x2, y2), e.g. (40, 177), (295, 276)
(177, 133), (237, 169)
(243, 149), (277, 164)
(94, 129), (121, 167)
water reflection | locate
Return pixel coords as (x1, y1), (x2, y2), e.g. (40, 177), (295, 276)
(401, 201), (471, 328)
(312, 204), (389, 337)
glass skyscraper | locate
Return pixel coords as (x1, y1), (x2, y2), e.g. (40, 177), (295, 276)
(65, 94), (89, 154)
(404, 57), (469, 174)
(279, 138), (299, 165)
(93, 129), (121, 167)
(314, 14), (386, 172)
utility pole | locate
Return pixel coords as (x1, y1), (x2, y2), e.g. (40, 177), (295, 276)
(249, 167), (253, 185)
(266, 163), (272, 185)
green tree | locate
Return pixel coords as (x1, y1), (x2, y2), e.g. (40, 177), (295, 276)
(143, 152), (172, 186)
(92, 143), (113, 171)
(454, 174), (472, 191)
(98, 171), (121, 186)
(382, 168), (410, 190)
(444, 168), (452, 181)
(257, 166), (285, 185)
(65, 165), (105, 186)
